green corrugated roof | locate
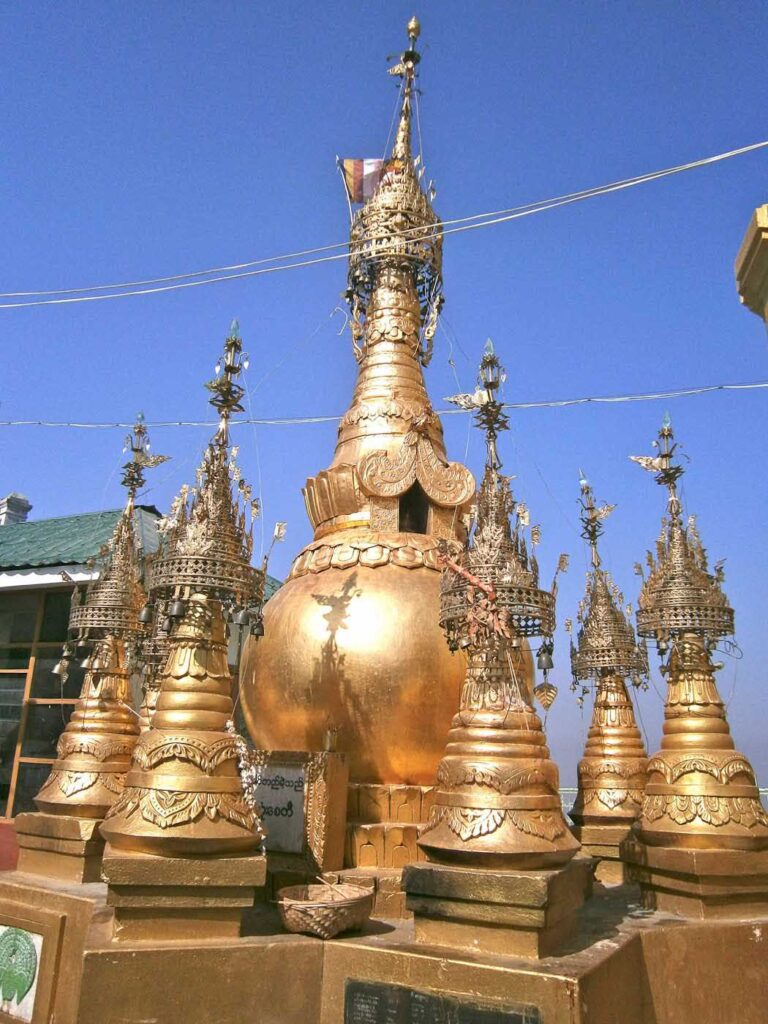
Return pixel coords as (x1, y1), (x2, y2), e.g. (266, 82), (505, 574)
(0, 505), (282, 596)
(0, 506), (161, 570)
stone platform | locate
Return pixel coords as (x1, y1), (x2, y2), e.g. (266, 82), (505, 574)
(1, 870), (768, 1023)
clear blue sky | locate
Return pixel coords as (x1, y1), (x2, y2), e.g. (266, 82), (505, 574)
(2, 2), (767, 784)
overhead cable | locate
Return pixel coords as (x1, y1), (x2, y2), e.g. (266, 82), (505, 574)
(1, 139), (766, 310)
(2, 379), (766, 430)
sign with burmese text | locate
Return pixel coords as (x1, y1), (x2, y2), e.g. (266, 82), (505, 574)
(344, 981), (541, 1024)
(253, 760), (306, 853)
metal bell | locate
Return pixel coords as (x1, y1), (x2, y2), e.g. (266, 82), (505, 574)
(251, 616), (265, 638)
(537, 641), (554, 672)
(138, 604), (154, 624)
(168, 599), (187, 619)
(232, 608), (250, 627)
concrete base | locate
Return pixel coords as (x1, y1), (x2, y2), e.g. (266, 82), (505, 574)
(1, 870), (768, 1023)
(403, 856), (594, 957)
(622, 838), (768, 919)
(15, 812), (105, 883)
(102, 845), (267, 940)
(571, 823), (633, 884)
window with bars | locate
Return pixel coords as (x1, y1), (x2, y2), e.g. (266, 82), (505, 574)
(0, 587), (85, 817)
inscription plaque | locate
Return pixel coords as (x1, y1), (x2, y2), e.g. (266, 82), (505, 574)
(254, 764), (306, 854)
(344, 980), (541, 1024)
(251, 750), (349, 871)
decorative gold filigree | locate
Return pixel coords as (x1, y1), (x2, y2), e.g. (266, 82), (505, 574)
(108, 786), (256, 833)
(358, 424), (475, 507)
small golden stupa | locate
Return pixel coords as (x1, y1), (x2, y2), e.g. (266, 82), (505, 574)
(623, 417), (768, 916)
(567, 474), (648, 881)
(418, 342), (577, 869)
(15, 416), (164, 879)
(100, 323), (267, 939)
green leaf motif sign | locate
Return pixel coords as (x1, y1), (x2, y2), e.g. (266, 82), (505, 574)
(0, 929), (38, 1007)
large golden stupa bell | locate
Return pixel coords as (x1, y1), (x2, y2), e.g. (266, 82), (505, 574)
(240, 24), (505, 787)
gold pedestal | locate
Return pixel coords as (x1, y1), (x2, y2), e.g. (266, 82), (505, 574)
(622, 836), (768, 919)
(345, 782), (434, 868)
(571, 824), (634, 884)
(15, 812), (105, 883)
(102, 845), (267, 940)
(403, 857), (594, 958)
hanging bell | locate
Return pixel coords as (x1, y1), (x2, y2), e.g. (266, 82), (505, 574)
(138, 603), (154, 624)
(251, 616), (265, 638)
(51, 657), (69, 677)
(168, 599), (187, 619)
(232, 608), (251, 627)
(537, 640), (554, 672)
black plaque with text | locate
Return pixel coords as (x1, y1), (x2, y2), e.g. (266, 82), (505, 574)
(344, 980), (541, 1024)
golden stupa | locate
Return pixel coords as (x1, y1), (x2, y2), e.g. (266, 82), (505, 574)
(240, 19), (489, 786)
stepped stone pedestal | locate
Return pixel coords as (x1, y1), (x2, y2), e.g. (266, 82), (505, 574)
(102, 846), (267, 941)
(403, 856), (595, 958)
(622, 837), (768, 920)
(16, 813), (105, 884)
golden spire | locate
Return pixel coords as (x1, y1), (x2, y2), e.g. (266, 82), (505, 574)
(419, 345), (577, 866)
(101, 594), (263, 854)
(35, 637), (139, 818)
(66, 414), (167, 659)
(138, 323), (264, 729)
(568, 475), (648, 841)
(630, 419), (768, 850)
(149, 321), (261, 606)
(336, 17), (449, 465)
(302, 16), (473, 543)
(28, 415), (165, 823)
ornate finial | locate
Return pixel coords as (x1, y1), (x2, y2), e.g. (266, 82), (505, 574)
(446, 339), (509, 471)
(205, 320), (248, 437)
(577, 473), (615, 570)
(346, 19), (442, 366)
(571, 476), (646, 686)
(440, 344), (560, 669)
(632, 424), (733, 653)
(121, 412), (169, 502)
(67, 422), (160, 654)
(407, 16), (421, 43)
(629, 416), (684, 517)
(147, 323), (263, 623)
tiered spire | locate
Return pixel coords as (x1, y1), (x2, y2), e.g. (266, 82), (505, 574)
(419, 343), (577, 866)
(34, 415), (166, 817)
(568, 475), (648, 836)
(102, 323), (266, 856)
(631, 419), (768, 849)
(138, 322), (264, 730)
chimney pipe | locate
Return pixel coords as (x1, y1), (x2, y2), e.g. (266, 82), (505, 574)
(0, 493), (32, 525)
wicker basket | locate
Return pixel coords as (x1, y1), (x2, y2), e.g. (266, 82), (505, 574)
(277, 882), (374, 939)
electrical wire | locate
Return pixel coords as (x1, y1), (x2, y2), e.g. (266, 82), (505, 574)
(1, 379), (766, 430)
(1, 139), (765, 309)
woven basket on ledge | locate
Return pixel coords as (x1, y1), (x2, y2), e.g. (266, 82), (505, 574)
(277, 882), (374, 940)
